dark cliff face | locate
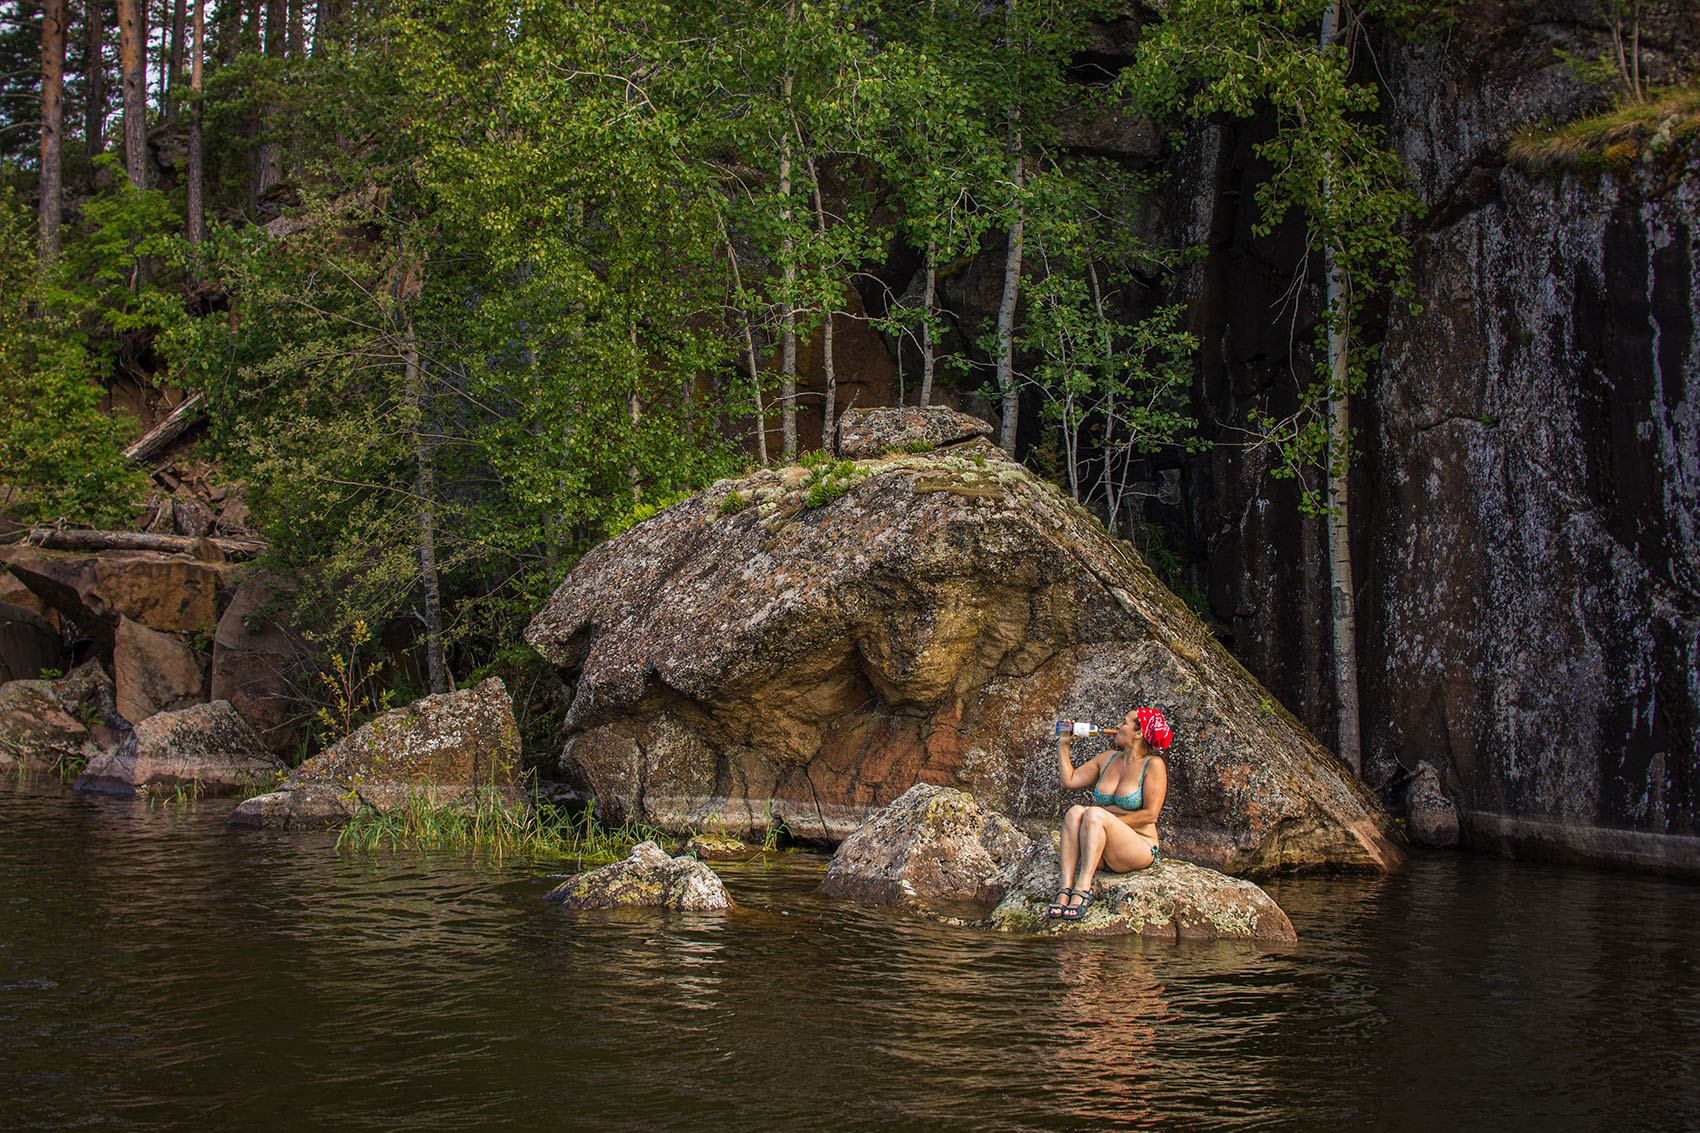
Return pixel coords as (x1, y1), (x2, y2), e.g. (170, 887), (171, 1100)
(1168, 1), (1699, 851)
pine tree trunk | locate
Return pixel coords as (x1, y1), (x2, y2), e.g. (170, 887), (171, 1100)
(186, 0), (204, 244)
(405, 325), (448, 697)
(39, 0), (67, 263)
(288, 0), (305, 57)
(165, 0), (185, 121)
(919, 240), (937, 405)
(256, 0), (283, 198)
(117, 0), (146, 188)
(84, 0), (104, 158)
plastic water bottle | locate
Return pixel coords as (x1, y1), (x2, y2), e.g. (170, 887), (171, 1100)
(1055, 720), (1114, 737)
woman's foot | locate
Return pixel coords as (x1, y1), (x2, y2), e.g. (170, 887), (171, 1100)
(1058, 889), (1094, 921)
(1046, 888), (1078, 918)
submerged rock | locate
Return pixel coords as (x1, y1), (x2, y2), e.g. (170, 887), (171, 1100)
(1403, 762), (1461, 849)
(0, 662), (125, 776)
(821, 784), (1032, 906)
(683, 832), (767, 861)
(546, 840), (733, 910)
(228, 676), (522, 830)
(526, 407), (1402, 875)
(75, 700), (283, 797)
(987, 838), (1297, 943)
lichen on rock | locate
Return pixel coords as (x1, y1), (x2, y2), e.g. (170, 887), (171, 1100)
(821, 784), (1032, 905)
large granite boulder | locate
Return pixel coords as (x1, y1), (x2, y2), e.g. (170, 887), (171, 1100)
(228, 676), (523, 830)
(987, 837), (1298, 943)
(1403, 761), (1461, 849)
(0, 600), (67, 683)
(0, 662), (125, 776)
(821, 784), (1032, 905)
(545, 840), (733, 910)
(75, 700), (283, 796)
(113, 616), (208, 723)
(526, 408), (1403, 876)
(208, 572), (309, 754)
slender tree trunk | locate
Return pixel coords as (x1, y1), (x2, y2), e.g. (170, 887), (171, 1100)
(724, 234), (768, 465)
(994, 146), (1024, 453)
(39, 0), (67, 263)
(288, 0), (305, 56)
(919, 239), (937, 405)
(84, 0), (105, 157)
(803, 156), (837, 449)
(1319, 2), (1361, 775)
(186, 0), (204, 244)
(627, 327), (642, 504)
(117, 0), (146, 188)
(404, 324), (448, 696)
(165, 0), (184, 120)
(777, 84), (798, 461)
(256, 0), (283, 198)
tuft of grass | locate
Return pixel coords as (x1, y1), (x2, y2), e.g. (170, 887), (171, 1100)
(1509, 86), (1700, 174)
(720, 490), (749, 516)
(334, 789), (665, 861)
(803, 458), (861, 508)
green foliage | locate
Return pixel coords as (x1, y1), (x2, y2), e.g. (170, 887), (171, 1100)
(720, 490), (749, 516)
(311, 619), (395, 748)
(0, 185), (150, 526)
(803, 457), (860, 508)
(1508, 86), (1700, 174)
(606, 489), (694, 540)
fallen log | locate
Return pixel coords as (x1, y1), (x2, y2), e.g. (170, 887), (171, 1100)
(124, 391), (206, 464)
(23, 528), (266, 559)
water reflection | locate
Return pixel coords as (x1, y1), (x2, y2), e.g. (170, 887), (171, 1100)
(4, 780), (1700, 1130)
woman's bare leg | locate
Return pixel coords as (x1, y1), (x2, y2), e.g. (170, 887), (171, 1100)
(1057, 805), (1087, 907)
(1073, 808), (1110, 896)
(1073, 809), (1156, 894)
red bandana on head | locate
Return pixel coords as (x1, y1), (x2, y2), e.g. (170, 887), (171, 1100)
(1137, 708), (1173, 749)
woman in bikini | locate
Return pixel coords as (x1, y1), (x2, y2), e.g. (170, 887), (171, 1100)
(1049, 707), (1173, 920)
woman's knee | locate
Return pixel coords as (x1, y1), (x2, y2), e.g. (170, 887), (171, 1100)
(1081, 807), (1108, 830)
(1064, 804), (1087, 826)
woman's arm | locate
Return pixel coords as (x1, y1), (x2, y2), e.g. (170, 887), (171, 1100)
(1110, 758), (1168, 826)
(1057, 735), (1109, 790)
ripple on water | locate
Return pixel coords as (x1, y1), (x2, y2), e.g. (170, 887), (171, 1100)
(2, 781), (1699, 1130)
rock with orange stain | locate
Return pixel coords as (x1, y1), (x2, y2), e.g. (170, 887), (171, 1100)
(526, 408), (1404, 876)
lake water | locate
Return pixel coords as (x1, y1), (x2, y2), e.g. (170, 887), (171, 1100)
(3, 779), (1697, 1130)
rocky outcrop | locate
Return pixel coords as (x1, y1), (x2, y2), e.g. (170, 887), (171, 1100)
(821, 784), (1032, 905)
(526, 410), (1403, 875)
(0, 545), (228, 653)
(0, 601), (67, 683)
(113, 616), (208, 723)
(1403, 762), (1461, 849)
(228, 676), (523, 829)
(208, 572), (309, 753)
(75, 699), (283, 796)
(987, 837), (1297, 943)
(545, 840), (733, 910)
(0, 662), (125, 776)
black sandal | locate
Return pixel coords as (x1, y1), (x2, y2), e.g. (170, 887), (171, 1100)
(1046, 888), (1078, 919)
(1059, 890), (1094, 921)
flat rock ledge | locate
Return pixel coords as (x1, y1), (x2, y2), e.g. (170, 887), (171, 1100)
(546, 840), (733, 910)
(229, 676), (523, 830)
(821, 784), (1032, 905)
(986, 839), (1297, 943)
(76, 699), (284, 796)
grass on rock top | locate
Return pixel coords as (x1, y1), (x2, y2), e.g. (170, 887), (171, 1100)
(1509, 86), (1700, 174)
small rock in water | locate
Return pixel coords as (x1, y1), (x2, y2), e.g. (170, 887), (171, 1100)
(547, 840), (733, 911)
(987, 837), (1297, 943)
(1403, 761), (1461, 849)
(76, 699), (283, 797)
(821, 784), (1032, 906)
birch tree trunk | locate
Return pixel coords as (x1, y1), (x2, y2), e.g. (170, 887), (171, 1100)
(804, 156), (837, 449)
(38, 0), (67, 263)
(994, 145), (1024, 454)
(404, 324), (448, 696)
(1319, 1), (1362, 775)
(186, 0), (204, 244)
(919, 240), (937, 405)
(117, 0), (146, 188)
(777, 72), (797, 462)
(84, 0), (104, 157)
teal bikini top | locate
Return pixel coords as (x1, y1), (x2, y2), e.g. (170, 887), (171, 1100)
(1094, 753), (1159, 810)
